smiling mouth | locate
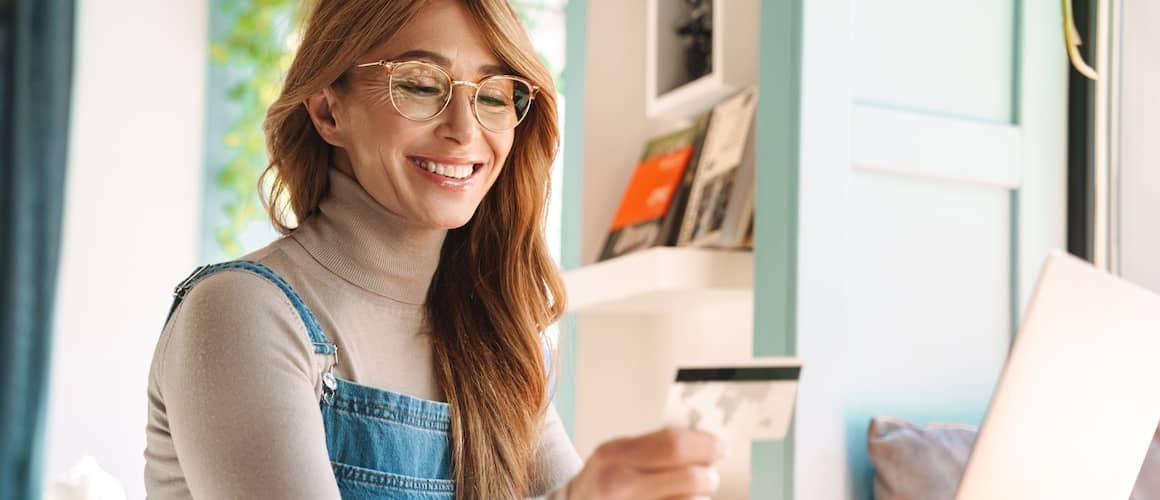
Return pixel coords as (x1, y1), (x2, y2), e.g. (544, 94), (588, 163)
(408, 157), (482, 180)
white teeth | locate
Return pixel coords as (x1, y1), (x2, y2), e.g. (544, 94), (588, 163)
(414, 158), (475, 180)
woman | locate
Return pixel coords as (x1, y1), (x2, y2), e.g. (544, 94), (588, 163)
(144, 0), (724, 498)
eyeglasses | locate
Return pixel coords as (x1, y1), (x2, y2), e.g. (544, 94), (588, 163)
(353, 59), (539, 132)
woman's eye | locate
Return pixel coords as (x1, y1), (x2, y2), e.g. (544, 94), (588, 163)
(478, 94), (509, 108)
(398, 83), (443, 96)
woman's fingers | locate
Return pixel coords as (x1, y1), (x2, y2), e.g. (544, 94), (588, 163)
(596, 427), (724, 471)
(630, 465), (720, 500)
(567, 427), (726, 500)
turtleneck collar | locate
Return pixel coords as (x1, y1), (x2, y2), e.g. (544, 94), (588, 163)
(291, 169), (447, 305)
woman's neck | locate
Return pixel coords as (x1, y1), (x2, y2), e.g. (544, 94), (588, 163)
(290, 168), (447, 304)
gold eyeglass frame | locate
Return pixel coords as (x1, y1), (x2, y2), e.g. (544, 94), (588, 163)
(353, 59), (540, 132)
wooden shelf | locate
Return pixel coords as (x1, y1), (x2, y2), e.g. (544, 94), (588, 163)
(562, 247), (754, 314)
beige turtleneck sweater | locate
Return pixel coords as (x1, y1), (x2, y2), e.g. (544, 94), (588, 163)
(144, 169), (580, 499)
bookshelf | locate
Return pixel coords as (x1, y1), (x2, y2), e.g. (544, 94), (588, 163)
(562, 247), (753, 314)
(561, 0), (767, 498)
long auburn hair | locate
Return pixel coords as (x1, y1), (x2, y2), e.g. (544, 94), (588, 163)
(260, 1), (565, 498)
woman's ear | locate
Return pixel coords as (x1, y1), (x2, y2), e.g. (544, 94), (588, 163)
(304, 87), (346, 148)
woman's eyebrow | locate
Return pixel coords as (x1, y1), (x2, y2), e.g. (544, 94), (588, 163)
(390, 49), (511, 77)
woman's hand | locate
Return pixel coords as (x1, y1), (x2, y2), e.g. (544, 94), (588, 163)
(567, 427), (725, 500)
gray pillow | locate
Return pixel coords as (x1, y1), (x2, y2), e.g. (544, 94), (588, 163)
(867, 416), (978, 500)
(867, 416), (1160, 500)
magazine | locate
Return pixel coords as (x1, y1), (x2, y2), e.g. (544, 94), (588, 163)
(676, 84), (758, 248)
(598, 115), (710, 261)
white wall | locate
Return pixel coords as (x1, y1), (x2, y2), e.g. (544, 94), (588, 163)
(44, 1), (208, 498)
(1117, 0), (1160, 293)
(575, 303), (756, 500)
(579, 0), (655, 266)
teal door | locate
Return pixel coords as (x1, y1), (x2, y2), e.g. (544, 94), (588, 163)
(755, 0), (1068, 498)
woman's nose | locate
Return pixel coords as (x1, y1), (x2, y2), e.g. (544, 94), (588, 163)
(437, 84), (481, 144)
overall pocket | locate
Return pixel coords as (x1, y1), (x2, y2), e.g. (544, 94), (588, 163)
(321, 377), (456, 500)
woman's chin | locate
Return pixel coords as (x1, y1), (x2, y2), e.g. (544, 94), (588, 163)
(424, 210), (477, 230)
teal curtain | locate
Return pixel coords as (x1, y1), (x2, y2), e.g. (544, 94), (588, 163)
(0, 0), (75, 498)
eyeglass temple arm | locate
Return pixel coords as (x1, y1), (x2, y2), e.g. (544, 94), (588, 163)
(355, 60), (388, 68)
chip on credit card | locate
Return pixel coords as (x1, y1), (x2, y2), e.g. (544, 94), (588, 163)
(661, 358), (801, 443)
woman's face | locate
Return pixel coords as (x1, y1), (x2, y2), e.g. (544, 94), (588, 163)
(309, 0), (515, 230)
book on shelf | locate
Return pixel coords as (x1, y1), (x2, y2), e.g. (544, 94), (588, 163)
(598, 114), (710, 261)
(675, 83), (759, 249)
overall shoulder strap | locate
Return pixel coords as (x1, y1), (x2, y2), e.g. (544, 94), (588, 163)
(164, 260), (337, 356)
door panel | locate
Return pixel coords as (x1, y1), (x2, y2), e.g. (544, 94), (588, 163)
(773, 0), (1067, 499)
(853, 105), (1023, 187)
(845, 171), (1011, 418)
(852, 0), (1016, 122)
(846, 0), (1022, 441)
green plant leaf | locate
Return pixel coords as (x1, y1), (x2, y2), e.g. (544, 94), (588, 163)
(209, 0), (300, 256)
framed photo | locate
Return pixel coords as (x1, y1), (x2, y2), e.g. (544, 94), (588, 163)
(645, 0), (760, 120)
(654, 0), (713, 95)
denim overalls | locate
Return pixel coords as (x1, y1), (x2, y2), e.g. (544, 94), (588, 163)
(166, 260), (456, 499)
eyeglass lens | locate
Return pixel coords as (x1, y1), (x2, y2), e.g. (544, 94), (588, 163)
(389, 62), (532, 130)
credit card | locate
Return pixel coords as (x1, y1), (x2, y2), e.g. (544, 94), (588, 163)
(661, 358), (801, 442)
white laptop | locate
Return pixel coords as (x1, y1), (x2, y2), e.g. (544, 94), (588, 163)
(956, 251), (1160, 499)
